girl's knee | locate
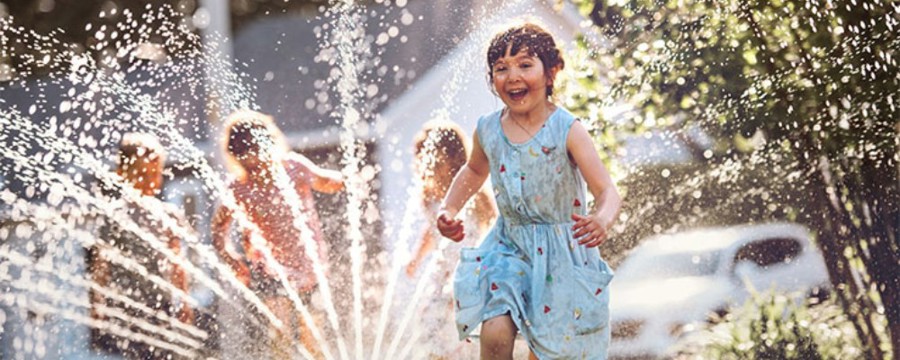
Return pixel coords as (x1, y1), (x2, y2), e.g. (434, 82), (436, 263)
(480, 316), (517, 356)
(482, 315), (516, 334)
(480, 334), (514, 360)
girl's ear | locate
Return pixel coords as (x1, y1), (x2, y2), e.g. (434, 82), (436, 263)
(546, 64), (562, 85)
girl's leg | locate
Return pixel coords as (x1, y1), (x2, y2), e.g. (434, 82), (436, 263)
(297, 306), (324, 359)
(264, 296), (295, 359)
(480, 315), (517, 360)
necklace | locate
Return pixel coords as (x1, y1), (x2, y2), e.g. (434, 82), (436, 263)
(505, 106), (553, 142)
(510, 116), (537, 140)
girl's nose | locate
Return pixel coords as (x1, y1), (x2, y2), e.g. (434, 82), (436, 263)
(508, 68), (523, 81)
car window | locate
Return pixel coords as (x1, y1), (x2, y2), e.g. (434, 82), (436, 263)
(617, 250), (721, 280)
(733, 238), (802, 268)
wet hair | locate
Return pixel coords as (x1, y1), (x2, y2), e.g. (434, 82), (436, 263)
(487, 23), (565, 96)
(414, 120), (469, 178)
(118, 132), (165, 171)
(221, 109), (288, 179)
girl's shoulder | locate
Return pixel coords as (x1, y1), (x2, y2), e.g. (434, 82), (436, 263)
(282, 152), (315, 182)
(475, 109), (504, 140)
(282, 152), (306, 168)
(476, 109), (504, 128)
(552, 106), (587, 144)
(224, 173), (242, 188)
(549, 105), (578, 129)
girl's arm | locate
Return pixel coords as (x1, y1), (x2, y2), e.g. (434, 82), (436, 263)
(166, 208), (195, 323)
(567, 121), (622, 248)
(405, 222), (436, 276)
(87, 242), (110, 321)
(211, 205), (251, 285)
(289, 153), (344, 194)
(437, 131), (491, 241)
(166, 231), (194, 323)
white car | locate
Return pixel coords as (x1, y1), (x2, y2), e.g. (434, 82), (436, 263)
(607, 222), (830, 358)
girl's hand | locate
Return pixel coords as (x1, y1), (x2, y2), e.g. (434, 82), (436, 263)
(405, 260), (420, 277)
(230, 260), (251, 287)
(437, 211), (465, 242)
(177, 303), (195, 324)
(571, 213), (610, 248)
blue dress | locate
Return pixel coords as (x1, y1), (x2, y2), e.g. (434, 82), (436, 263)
(454, 107), (614, 359)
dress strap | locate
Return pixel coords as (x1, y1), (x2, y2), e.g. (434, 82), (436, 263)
(548, 107), (577, 150)
(475, 110), (503, 158)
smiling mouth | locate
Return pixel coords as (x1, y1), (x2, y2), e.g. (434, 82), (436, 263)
(507, 88), (528, 102)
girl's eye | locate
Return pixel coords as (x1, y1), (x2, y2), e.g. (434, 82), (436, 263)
(494, 67), (507, 72)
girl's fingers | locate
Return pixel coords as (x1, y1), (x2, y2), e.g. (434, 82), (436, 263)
(572, 214), (611, 246)
(573, 223), (594, 239)
(583, 229), (608, 247)
(580, 237), (591, 247)
(440, 222), (465, 241)
(572, 221), (591, 233)
(437, 214), (463, 237)
(441, 226), (460, 238)
(448, 226), (465, 241)
(571, 215), (591, 233)
(578, 228), (604, 246)
(575, 218), (600, 238)
(580, 236), (597, 247)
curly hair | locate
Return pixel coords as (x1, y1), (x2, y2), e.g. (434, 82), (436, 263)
(487, 22), (565, 97)
(118, 132), (165, 171)
(414, 120), (469, 175)
(221, 109), (288, 180)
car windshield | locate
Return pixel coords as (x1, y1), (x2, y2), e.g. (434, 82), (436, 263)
(617, 250), (722, 280)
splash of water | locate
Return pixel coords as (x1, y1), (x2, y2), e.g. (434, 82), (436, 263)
(0, 1), (642, 359)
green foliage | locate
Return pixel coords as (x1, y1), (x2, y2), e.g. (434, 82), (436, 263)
(607, 160), (802, 264)
(562, 0), (898, 355)
(676, 291), (871, 360)
(567, 0), (899, 161)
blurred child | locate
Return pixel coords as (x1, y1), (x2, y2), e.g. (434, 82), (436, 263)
(211, 110), (343, 358)
(87, 132), (194, 359)
(437, 23), (622, 359)
(405, 119), (496, 358)
(406, 120), (496, 276)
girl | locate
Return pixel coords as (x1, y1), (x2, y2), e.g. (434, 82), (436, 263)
(211, 110), (343, 358)
(437, 23), (622, 359)
(405, 120), (497, 358)
(88, 133), (194, 359)
(406, 119), (496, 278)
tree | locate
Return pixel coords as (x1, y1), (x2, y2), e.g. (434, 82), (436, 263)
(566, 0), (899, 358)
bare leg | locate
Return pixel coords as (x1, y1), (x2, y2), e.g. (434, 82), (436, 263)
(528, 350), (539, 360)
(480, 315), (517, 360)
(265, 294), (326, 360)
(265, 296), (295, 359)
(297, 307), (324, 359)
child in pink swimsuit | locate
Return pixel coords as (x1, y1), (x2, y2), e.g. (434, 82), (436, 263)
(211, 110), (343, 357)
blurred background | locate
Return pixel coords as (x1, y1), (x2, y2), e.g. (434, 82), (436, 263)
(0, 0), (897, 359)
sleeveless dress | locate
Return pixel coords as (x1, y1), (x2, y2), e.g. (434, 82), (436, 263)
(453, 107), (615, 359)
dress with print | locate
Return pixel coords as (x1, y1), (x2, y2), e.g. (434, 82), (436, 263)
(453, 107), (614, 359)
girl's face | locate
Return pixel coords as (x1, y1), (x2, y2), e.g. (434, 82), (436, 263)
(119, 156), (164, 196)
(231, 128), (276, 172)
(491, 46), (554, 114)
